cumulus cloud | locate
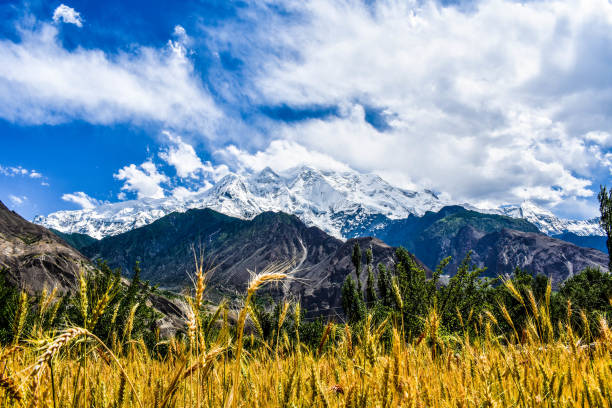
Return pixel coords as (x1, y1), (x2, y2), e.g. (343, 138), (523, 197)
(207, 0), (612, 212)
(159, 131), (229, 180)
(0, 21), (221, 135)
(0, 165), (44, 179)
(8, 194), (27, 205)
(217, 139), (352, 174)
(52, 4), (83, 27)
(171, 184), (213, 200)
(62, 191), (101, 209)
(114, 160), (169, 199)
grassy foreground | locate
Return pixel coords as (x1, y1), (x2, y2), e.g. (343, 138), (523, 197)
(1, 264), (611, 407)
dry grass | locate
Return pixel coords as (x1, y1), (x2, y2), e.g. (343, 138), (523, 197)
(1, 263), (611, 407)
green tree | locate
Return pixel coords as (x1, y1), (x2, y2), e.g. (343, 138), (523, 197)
(366, 267), (377, 303)
(558, 266), (612, 332)
(365, 248), (373, 266)
(394, 248), (437, 336)
(377, 263), (391, 306)
(436, 254), (489, 334)
(341, 275), (365, 323)
(598, 185), (612, 270)
(365, 248), (376, 303)
(351, 242), (362, 292)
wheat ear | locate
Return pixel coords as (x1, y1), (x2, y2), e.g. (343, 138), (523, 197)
(0, 372), (23, 402)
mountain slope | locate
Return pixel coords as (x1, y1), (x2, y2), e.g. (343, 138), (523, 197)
(472, 229), (608, 282)
(496, 201), (603, 236)
(345, 206), (540, 271)
(34, 167), (603, 245)
(77, 208), (418, 312)
(551, 233), (608, 253)
(0, 200), (90, 293)
(73, 206), (608, 311)
(0, 201), (190, 337)
(341, 205), (608, 281)
(34, 166), (448, 239)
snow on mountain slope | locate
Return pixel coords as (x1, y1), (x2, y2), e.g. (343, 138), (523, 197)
(34, 166), (447, 239)
(34, 166), (603, 240)
(495, 201), (604, 236)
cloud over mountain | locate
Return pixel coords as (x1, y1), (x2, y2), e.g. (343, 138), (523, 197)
(205, 0), (612, 216)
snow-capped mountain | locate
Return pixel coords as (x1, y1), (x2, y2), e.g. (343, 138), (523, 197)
(34, 166), (447, 239)
(33, 166), (604, 240)
(495, 201), (603, 236)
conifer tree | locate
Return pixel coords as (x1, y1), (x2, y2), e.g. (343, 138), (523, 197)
(366, 267), (376, 303)
(365, 247), (373, 266)
(365, 248), (376, 303)
(341, 275), (365, 323)
(351, 242), (362, 292)
(599, 185), (612, 270)
(377, 263), (390, 306)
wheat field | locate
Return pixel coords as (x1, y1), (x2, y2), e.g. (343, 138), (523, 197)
(1, 265), (611, 408)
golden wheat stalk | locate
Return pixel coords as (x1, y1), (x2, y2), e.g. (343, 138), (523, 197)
(79, 271), (89, 325)
(30, 327), (143, 408)
(31, 327), (88, 378)
(0, 372), (23, 402)
(226, 264), (290, 408)
(123, 302), (139, 343)
(12, 290), (28, 344)
(391, 276), (403, 311)
(193, 250), (206, 311)
(317, 322), (333, 357)
(88, 280), (115, 330)
(246, 305), (264, 339)
(502, 276), (525, 308)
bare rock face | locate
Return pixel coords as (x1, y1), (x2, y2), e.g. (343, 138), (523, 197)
(0, 200), (90, 294)
(288, 237), (400, 315)
(473, 229), (609, 285)
(0, 200), (188, 338)
(75, 208), (429, 314)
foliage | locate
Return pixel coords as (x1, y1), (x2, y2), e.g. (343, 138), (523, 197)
(0, 261), (160, 349)
(599, 185), (612, 269)
(1, 259), (612, 407)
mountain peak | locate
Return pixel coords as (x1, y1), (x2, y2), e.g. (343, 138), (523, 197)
(33, 167), (603, 239)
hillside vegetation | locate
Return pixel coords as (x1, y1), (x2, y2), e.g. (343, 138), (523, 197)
(0, 254), (611, 407)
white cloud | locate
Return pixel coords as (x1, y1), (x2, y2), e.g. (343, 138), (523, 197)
(217, 139), (352, 174)
(212, 0), (612, 211)
(61, 191), (101, 209)
(159, 132), (205, 178)
(8, 194), (27, 205)
(159, 131), (229, 180)
(52, 4), (83, 27)
(0, 165), (44, 179)
(114, 160), (169, 199)
(0, 22), (221, 135)
(171, 184), (213, 200)
(585, 131), (612, 148)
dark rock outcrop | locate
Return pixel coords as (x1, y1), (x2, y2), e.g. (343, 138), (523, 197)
(76, 208), (427, 313)
(473, 229), (608, 284)
(0, 200), (89, 294)
(0, 200), (187, 337)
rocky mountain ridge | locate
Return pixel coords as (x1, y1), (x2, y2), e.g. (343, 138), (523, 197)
(33, 166), (604, 241)
(70, 206), (608, 305)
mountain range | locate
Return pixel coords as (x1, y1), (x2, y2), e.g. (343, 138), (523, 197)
(61, 206), (607, 297)
(65, 209), (406, 313)
(2, 194), (608, 318)
(34, 166), (605, 245)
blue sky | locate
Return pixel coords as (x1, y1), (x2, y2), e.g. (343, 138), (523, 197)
(0, 0), (611, 220)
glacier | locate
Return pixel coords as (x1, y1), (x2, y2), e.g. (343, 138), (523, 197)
(33, 166), (604, 240)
